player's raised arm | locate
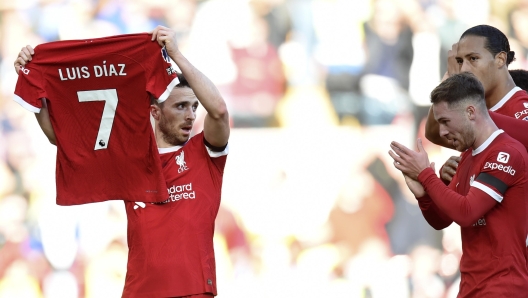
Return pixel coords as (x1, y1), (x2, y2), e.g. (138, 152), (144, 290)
(425, 43), (461, 149)
(151, 26), (230, 148)
(14, 46), (56, 145)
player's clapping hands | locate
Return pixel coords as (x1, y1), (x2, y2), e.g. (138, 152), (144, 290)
(389, 138), (434, 180)
(389, 139), (436, 198)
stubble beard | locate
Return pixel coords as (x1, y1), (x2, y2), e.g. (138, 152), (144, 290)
(159, 116), (189, 146)
(458, 121), (475, 152)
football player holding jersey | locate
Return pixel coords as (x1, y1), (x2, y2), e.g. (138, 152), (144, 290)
(15, 25), (230, 298)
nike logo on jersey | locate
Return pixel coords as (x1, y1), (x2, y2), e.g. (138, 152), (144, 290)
(133, 202), (146, 209)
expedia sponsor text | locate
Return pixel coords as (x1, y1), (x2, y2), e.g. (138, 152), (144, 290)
(483, 162), (516, 175)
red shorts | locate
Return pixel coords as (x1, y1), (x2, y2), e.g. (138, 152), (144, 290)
(175, 294), (214, 298)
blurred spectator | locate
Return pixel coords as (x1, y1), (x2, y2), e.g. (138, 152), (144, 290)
(226, 10), (286, 127)
(0, 260), (42, 298)
(509, 5), (528, 68)
(312, 0), (368, 124)
(430, 0), (468, 78)
(366, 156), (443, 255)
(357, 0), (414, 125)
(3, 1), (515, 297)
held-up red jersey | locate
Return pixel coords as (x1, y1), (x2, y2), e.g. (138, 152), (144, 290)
(14, 33), (179, 205)
(489, 87), (528, 120)
(417, 131), (528, 297)
(122, 132), (228, 298)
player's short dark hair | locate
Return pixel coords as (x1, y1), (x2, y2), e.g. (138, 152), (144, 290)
(509, 69), (528, 90)
(430, 72), (486, 111)
(150, 71), (190, 105)
(460, 24), (515, 65)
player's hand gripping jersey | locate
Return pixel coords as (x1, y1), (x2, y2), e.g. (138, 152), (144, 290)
(14, 33), (179, 205)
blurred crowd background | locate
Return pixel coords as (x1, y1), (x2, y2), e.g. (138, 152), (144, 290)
(1, 0), (528, 297)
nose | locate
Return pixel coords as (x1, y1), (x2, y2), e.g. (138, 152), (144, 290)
(185, 108), (196, 121)
(439, 124), (449, 139)
(460, 61), (471, 73)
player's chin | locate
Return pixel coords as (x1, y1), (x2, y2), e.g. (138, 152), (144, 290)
(180, 128), (192, 138)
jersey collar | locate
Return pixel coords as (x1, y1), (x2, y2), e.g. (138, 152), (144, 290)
(472, 129), (503, 156)
(158, 146), (183, 154)
(489, 86), (522, 111)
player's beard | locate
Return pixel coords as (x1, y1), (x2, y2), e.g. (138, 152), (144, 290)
(159, 115), (190, 146)
(457, 121), (475, 152)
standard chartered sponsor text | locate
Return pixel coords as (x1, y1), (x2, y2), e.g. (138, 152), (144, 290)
(155, 183), (195, 204)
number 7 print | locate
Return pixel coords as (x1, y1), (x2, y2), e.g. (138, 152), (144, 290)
(77, 89), (118, 150)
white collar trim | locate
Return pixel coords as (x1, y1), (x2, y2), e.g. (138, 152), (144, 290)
(472, 129), (503, 156)
(489, 87), (522, 111)
(158, 145), (183, 154)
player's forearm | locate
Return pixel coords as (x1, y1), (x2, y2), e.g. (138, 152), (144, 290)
(170, 50), (230, 146)
(416, 194), (453, 229)
(170, 50), (228, 120)
(35, 100), (56, 145)
(418, 168), (496, 227)
(425, 106), (454, 148)
(489, 111), (528, 151)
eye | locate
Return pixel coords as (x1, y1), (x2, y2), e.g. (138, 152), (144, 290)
(470, 56), (478, 61)
(456, 58), (462, 65)
(177, 104), (185, 109)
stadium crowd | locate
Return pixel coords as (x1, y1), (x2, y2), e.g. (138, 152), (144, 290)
(1, 0), (528, 297)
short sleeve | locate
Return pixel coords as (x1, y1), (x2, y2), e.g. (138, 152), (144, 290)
(13, 65), (46, 113)
(471, 148), (524, 203)
(143, 41), (179, 103)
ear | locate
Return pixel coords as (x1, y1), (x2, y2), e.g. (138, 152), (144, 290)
(466, 105), (477, 120)
(150, 104), (161, 120)
(495, 51), (507, 68)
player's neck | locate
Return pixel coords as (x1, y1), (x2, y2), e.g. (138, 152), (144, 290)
(155, 128), (175, 148)
(485, 76), (516, 108)
(472, 119), (499, 150)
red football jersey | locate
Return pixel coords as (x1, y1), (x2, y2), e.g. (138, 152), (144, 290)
(489, 87), (528, 120)
(449, 131), (528, 297)
(122, 132), (228, 297)
(13, 33), (179, 205)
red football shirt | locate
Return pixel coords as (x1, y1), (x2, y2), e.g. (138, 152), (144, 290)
(489, 87), (528, 120)
(419, 131), (528, 297)
(13, 33), (179, 205)
(122, 132), (228, 297)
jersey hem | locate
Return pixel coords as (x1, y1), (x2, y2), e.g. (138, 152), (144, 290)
(13, 94), (41, 113)
(207, 144), (229, 157)
(158, 76), (180, 102)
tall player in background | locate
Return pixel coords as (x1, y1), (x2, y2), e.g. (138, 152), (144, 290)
(424, 25), (528, 183)
(15, 25), (230, 298)
(390, 73), (528, 297)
